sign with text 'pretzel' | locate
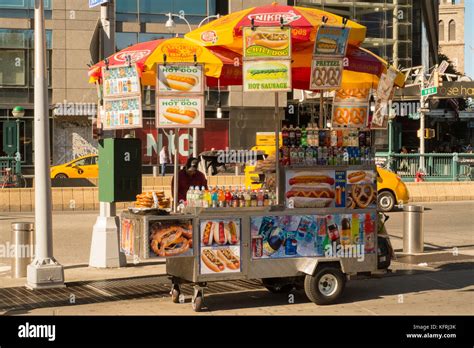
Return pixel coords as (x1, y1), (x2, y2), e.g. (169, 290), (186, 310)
(309, 57), (343, 90)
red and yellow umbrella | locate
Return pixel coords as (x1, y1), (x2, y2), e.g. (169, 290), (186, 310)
(185, 2), (366, 53)
(88, 38), (229, 86)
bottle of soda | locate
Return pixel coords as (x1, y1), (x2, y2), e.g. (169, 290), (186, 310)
(295, 126), (302, 146)
(288, 125), (296, 146)
(218, 186), (226, 208)
(301, 125), (307, 147)
(341, 217), (351, 246)
(225, 186), (232, 207)
(250, 189), (258, 207)
(358, 130), (366, 147)
(326, 215), (340, 242)
(202, 186), (210, 208)
(211, 187), (218, 208)
(282, 125), (289, 146)
(257, 189), (264, 207)
(319, 129), (326, 148)
(245, 186), (252, 207)
(337, 130), (343, 147)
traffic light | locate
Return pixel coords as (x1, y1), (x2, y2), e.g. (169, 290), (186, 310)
(417, 129), (436, 139)
(433, 71), (443, 88)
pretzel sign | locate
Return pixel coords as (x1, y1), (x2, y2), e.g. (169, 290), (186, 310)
(331, 105), (368, 128)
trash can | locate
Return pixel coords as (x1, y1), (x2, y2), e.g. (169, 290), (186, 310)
(403, 205), (424, 254)
(11, 222), (34, 278)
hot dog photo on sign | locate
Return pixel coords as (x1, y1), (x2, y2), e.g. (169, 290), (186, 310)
(243, 27), (291, 59)
(285, 170), (336, 208)
(200, 219), (241, 274)
(345, 171), (377, 210)
(157, 64), (204, 94)
(156, 96), (204, 128)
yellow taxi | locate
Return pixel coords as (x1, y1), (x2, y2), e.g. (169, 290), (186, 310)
(50, 154), (98, 179)
(376, 166), (409, 212)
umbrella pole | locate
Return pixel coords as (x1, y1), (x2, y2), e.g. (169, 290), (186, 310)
(173, 128), (179, 212)
(319, 91), (324, 129)
(274, 92), (280, 205)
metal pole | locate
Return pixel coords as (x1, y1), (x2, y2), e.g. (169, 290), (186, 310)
(173, 129), (179, 212)
(15, 118), (21, 175)
(392, 0), (399, 69)
(419, 66), (426, 173)
(319, 91), (324, 129)
(388, 119), (393, 171)
(27, 0), (64, 289)
(275, 93), (280, 205)
(193, 128), (197, 158)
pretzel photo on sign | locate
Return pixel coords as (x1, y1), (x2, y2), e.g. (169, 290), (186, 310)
(351, 184), (376, 208)
(332, 106), (367, 127)
(335, 88), (370, 102)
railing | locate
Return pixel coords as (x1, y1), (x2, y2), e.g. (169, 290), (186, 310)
(375, 152), (474, 181)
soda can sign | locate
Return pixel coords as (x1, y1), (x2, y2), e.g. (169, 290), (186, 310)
(252, 236), (263, 258)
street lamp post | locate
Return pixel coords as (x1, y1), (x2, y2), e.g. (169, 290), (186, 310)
(27, 0), (64, 289)
(12, 106), (25, 176)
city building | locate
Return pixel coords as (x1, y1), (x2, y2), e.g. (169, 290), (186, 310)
(438, 0), (465, 74)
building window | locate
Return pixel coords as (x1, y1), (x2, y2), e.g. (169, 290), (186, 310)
(448, 19), (456, 41)
(0, 0), (52, 18)
(116, 32), (172, 51)
(439, 20), (444, 41)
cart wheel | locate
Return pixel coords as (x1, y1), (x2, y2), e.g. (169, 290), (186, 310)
(192, 292), (203, 312)
(171, 288), (181, 303)
(261, 279), (294, 294)
(304, 267), (346, 305)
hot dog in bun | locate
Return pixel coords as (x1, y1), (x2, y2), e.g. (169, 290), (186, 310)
(201, 249), (225, 273)
(162, 107), (198, 125)
(217, 248), (240, 270)
(288, 172), (335, 186)
(316, 38), (337, 54)
(165, 73), (198, 92)
(348, 171), (367, 184)
(250, 30), (289, 50)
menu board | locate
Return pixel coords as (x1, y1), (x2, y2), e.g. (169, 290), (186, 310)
(314, 26), (350, 57)
(156, 96), (204, 128)
(200, 219), (241, 274)
(102, 96), (142, 129)
(331, 104), (368, 128)
(243, 27), (291, 59)
(243, 59), (292, 92)
(148, 219), (193, 258)
(285, 169), (336, 209)
(157, 64), (204, 94)
(102, 64), (141, 98)
(309, 57), (343, 90)
(250, 213), (376, 260)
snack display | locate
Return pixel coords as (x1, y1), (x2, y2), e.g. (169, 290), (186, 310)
(134, 191), (170, 209)
(149, 220), (193, 258)
(286, 171), (336, 208)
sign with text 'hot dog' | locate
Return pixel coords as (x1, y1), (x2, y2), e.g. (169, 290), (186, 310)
(309, 57), (343, 90)
(243, 27), (291, 60)
(243, 59), (292, 92)
(157, 64), (204, 94)
(156, 96), (204, 128)
(314, 26), (350, 57)
(200, 219), (241, 275)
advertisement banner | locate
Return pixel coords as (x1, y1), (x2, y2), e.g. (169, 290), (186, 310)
(285, 169), (336, 209)
(148, 219), (193, 258)
(102, 96), (143, 129)
(370, 99), (389, 129)
(331, 104), (368, 128)
(313, 26), (350, 57)
(243, 27), (291, 60)
(102, 64), (141, 98)
(156, 96), (205, 128)
(346, 170), (377, 209)
(243, 59), (292, 92)
(157, 64), (204, 94)
(376, 67), (398, 102)
(250, 213), (376, 259)
(309, 57), (343, 90)
(200, 219), (241, 274)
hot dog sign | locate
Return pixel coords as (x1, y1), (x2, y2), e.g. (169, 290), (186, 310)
(157, 64), (204, 94)
(243, 27), (291, 59)
(156, 96), (204, 128)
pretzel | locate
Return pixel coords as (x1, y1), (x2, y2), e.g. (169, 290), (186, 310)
(334, 108), (366, 126)
(346, 196), (356, 209)
(350, 109), (366, 125)
(351, 184), (375, 208)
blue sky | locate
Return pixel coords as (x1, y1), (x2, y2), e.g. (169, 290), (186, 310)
(465, 0), (474, 78)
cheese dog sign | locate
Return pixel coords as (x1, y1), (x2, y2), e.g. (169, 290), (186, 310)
(243, 27), (291, 59)
(157, 64), (204, 94)
(156, 96), (204, 128)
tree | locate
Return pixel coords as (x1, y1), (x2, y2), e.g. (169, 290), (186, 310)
(437, 52), (467, 111)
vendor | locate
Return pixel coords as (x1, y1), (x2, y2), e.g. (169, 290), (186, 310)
(172, 157), (208, 203)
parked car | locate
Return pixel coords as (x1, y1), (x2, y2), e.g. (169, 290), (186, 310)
(50, 154), (98, 179)
(376, 166), (409, 212)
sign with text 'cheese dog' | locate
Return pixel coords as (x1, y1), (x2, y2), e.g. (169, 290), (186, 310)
(243, 27), (291, 60)
(156, 96), (204, 128)
(157, 64), (204, 94)
(243, 59), (292, 92)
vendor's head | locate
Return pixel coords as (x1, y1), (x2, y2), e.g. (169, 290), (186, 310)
(185, 157), (199, 176)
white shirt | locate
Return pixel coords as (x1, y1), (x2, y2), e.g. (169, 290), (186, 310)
(159, 148), (170, 164)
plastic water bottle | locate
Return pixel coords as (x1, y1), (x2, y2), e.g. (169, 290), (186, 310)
(186, 187), (193, 207)
(193, 186), (201, 207)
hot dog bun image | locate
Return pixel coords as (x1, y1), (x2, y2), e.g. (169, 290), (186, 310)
(250, 30), (289, 50)
(288, 172), (335, 186)
(348, 171), (367, 184)
(285, 184), (335, 199)
(162, 107), (198, 125)
(165, 73), (198, 92)
(316, 38), (337, 54)
(216, 248), (240, 270)
(201, 249), (225, 273)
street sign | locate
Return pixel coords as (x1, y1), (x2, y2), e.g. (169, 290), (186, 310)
(438, 60), (449, 74)
(421, 86), (437, 96)
(89, 0), (108, 8)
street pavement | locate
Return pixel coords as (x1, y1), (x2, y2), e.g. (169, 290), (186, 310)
(0, 201), (472, 315)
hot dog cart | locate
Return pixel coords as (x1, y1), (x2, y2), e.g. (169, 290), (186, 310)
(120, 161), (386, 312)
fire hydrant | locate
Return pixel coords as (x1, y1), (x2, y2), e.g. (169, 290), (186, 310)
(415, 171), (425, 182)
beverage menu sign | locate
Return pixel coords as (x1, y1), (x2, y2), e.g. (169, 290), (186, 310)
(200, 219), (241, 275)
(309, 57), (343, 90)
(157, 64), (204, 94)
(314, 26), (350, 57)
(102, 96), (142, 129)
(102, 64), (141, 98)
(156, 96), (204, 128)
(250, 213), (376, 260)
(243, 27), (291, 60)
(243, 59), (292, 92)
